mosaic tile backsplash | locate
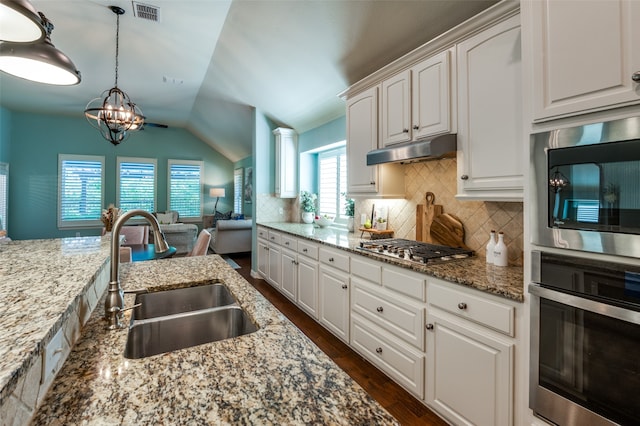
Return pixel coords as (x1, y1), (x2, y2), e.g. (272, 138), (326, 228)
(259, 157), (523, 266)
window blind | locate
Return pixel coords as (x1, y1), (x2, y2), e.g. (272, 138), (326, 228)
(118, 158), (156, 213)
(234, 168), (243, 213)
(58, 155), (104, 227)
(0, 163), (8, 232)
(168, 160), (203, 219)
(318, 147), (347, 221)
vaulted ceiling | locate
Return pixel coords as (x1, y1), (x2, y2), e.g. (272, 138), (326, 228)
(0, 0), (498, 162)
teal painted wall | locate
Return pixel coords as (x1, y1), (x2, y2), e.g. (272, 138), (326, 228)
(298, 115), (346, 193)
(4, 111), (234, 240)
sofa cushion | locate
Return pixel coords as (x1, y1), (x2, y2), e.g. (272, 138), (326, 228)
(212, 210), (232, 227)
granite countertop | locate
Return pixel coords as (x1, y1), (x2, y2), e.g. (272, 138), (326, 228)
(29, 255), (397, 424)
(258, 222), (524, 302)
(0, 237), (111, 407)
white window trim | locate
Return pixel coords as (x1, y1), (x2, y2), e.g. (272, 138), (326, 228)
(0, 162), (8, 234)
(58, 154), (105, 229)
(167, 159), (204, 221)
(116, 156), (157, 214)
(317, 145), (347, 225)
(234, 168), (243, 214)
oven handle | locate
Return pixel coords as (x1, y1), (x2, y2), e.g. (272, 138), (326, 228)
(529, 283), (640, 325)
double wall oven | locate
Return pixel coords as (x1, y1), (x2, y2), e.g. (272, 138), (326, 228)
(530, 116), (640, 426)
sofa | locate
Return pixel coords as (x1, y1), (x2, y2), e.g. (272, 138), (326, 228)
(207, 218), (252, 254)
(151, 211), (198, 255)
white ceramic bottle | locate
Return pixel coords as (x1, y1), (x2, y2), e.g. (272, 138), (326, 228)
(493, 231), (508, 267)
(485, 230), (496, 264)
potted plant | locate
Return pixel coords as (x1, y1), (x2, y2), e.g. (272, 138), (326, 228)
(300, 191), (317, 224)
(344, 196), (355, 232)
(376, 217), (387, 231)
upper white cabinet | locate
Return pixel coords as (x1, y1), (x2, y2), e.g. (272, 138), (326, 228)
(381, 49), (455, 147)
(273, 127), (298, 198)
(526, 0), (640, 121)
(346, 86), (405, 198)
(456, 13), (523, 201)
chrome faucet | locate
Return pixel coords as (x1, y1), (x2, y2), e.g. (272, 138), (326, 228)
(105, 209), (171, 329)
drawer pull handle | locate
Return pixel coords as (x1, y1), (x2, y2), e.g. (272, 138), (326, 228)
(341, 284), (348, 290)
(458, 302), (467, 310)
(375, 347), (383, 354)
(376, 306), (384, 313)
(329, 257), (334, 262)
(303, 248), (308, 252)
(413, 125), (419, 130)
(426, 323), (434, 331)
(461, 175), (469, 180)
(402, 128), (409, 133)
(285, 242), (289, 245)
(632, 71), (640, 82)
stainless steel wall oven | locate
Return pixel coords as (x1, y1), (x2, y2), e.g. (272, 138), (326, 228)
(530, 251), (640, 425)
(531, 116), (640, 259)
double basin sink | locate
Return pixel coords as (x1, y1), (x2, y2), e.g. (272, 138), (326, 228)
(124, 282), (259, 359)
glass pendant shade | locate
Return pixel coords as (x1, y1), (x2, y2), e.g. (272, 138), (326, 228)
(0, 37), (81, 85)
(0, 0), (45, 42)
(85, 87), (145, 145)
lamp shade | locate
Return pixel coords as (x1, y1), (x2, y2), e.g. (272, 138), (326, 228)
(0, 0), (46, 43)
(209, 188), (226, 198)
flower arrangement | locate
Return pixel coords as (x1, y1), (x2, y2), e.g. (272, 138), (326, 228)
(300, 191), (317, 213)
(344, 197), (355, 217)
(101, 204), (121, 232)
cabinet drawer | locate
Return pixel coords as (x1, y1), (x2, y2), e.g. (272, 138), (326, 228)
(297, 240), (318, 260)
(267, 230), (282, 245)
(428, 280), (515, 336)
(281, 235), (297, 251)
(352, 279), (424, 350)
(382, 264), (426, 301)
(351, 256), (382, 284)
(257, 226), (268, 240)
(351, 314), (425, 399)
(319, 247), (350, 272)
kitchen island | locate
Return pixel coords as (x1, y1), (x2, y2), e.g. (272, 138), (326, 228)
(12, 245), (397, 424)
(259, 222), (524, 302)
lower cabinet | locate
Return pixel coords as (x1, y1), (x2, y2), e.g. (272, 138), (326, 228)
(280, 247), (297, 302)
(267, 242), (281, 289)
(297, 255), (319, 319)
(318, 265), (350, 343)
(257, 237), (269, 278)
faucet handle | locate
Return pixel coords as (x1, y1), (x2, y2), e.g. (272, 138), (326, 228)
(105, 303), (141, 329)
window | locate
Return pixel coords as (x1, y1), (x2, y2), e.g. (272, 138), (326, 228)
(318, 146), (347, 223)
(168, 159), (203, 220)
(0, 162), (8, 234)
(117, 157), (156, 213)
(58, 154), (104, 228)
(234, 168), (243, 214)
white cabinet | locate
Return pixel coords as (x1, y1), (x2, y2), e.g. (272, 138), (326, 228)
(346, 86), (405, 198)
(297, 254), (319, 319)
(318, 247), (350, 343)
(380, 50), (455, 146)
(525, 0), (640, 121)
(257, 236), (269, 278)
(257, 228), (282, 289)
(280, 247), (297, 302)
(425, 279), (515, 426)
(456, 13), (523, 201)
(273, 127), (298, 198)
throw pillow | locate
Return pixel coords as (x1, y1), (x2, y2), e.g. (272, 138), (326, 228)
(212, 210), (232, 227)
(156, 212), (174, 225)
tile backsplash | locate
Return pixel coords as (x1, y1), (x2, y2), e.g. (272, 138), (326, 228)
(355, 158), (524, 266)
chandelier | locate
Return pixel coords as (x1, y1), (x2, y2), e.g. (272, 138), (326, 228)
(84, 6), (144, 146)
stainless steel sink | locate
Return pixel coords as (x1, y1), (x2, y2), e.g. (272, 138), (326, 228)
(124, 306), (258, 359)
(124, 283), (258, 359)
(131, 283), (237, 319)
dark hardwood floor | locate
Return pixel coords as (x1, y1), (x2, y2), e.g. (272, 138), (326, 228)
(229, 252), (448, 426)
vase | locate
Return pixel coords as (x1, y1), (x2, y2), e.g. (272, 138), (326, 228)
(301, 212), (314, 224)
(347, 216), (355, 232)
(376, 221), (387, 231)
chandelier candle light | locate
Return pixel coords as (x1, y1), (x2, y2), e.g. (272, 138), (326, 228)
(84, 6), (144, 145)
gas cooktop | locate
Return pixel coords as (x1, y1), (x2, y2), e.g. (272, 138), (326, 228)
(357, 238), (474, 264)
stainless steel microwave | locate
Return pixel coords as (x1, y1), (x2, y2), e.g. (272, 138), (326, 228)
(531, 116), (640, 259)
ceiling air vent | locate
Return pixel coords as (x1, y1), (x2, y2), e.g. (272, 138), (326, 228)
(132, 2), (161, 23)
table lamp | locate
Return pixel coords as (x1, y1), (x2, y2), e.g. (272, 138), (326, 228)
(210, 188), (225, 212)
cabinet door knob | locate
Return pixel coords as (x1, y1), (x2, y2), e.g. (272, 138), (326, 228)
(285, 242), (289, 245)
(426, 324), (434, 330)
(458, 302), (467, 310)
(413, 125), (419, 130)
(461, 175), (469, 180)
(375, 347), (383, 354)
(403, 128), (409, 133)
(370, 181), (375, 185)
(341, 284), (348, 290)
(376, 306), (384, 313)
(329, 257), (334, 262)
(632, 71), (640, 82)
(302, 248), (308, 252)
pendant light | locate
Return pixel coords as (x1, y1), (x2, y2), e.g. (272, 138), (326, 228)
(0, 0), (45, 42)
(0, 2), (81, 85)
(84, 6), (144, 146)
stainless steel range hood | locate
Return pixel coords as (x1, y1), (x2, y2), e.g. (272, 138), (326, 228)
(366, 134), (457, 165)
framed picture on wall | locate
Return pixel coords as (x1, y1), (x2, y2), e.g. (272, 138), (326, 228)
(244, 167), (253, 203)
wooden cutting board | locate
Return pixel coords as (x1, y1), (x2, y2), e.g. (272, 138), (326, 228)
(430, 213), (471, 250)
(416, 192), (442, 242)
